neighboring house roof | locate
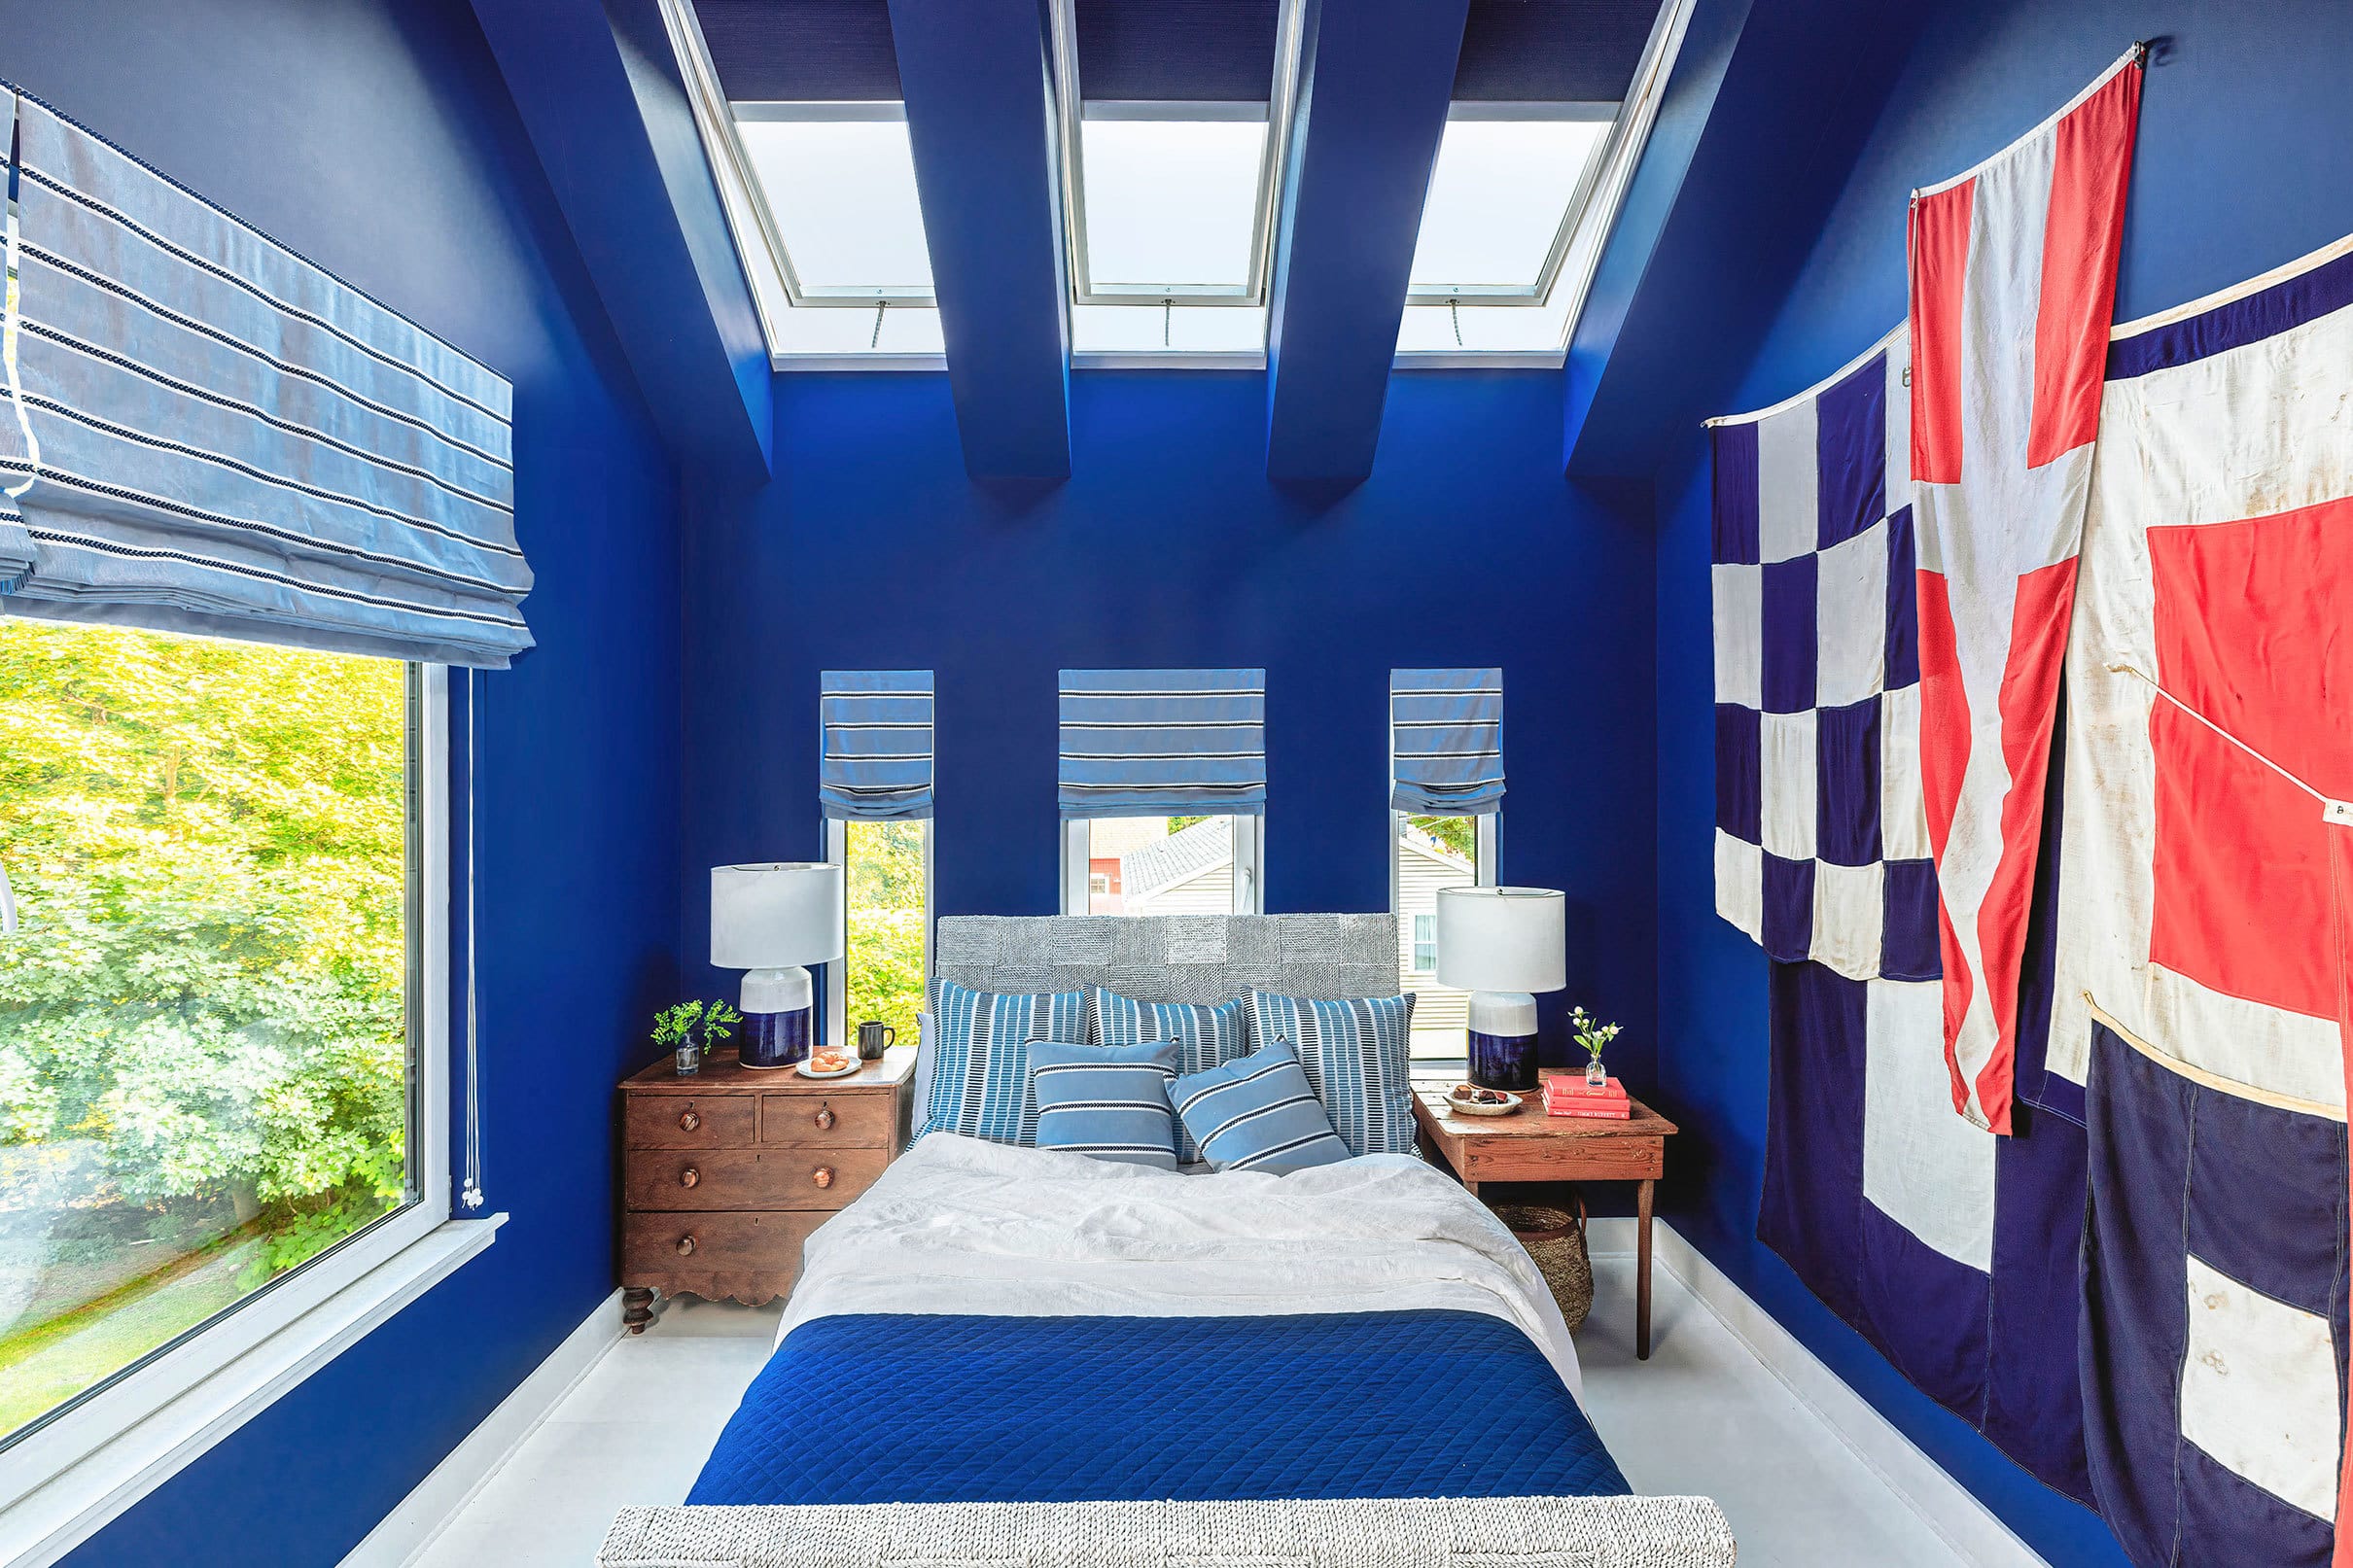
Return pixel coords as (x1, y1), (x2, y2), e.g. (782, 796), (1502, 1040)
(1398, 823), (1474, 877)
(1120, 816), (1233, 901)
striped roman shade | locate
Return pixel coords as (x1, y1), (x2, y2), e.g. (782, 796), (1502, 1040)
(0, 87), (529, 668)
(1058, 668), (1266, 819)
(1390, 668), (1504, 815)
(820, 670), (933, 820)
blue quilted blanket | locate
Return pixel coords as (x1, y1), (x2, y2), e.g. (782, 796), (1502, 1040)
(687, 1308), (1628, 1505)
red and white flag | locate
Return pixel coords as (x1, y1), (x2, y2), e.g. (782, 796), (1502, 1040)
(1907, 49), (2143, 1133)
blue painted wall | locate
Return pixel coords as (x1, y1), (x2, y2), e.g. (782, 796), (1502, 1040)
(1648, 4), (2353, 1564)
(679, 370), (1660, 1095)
(0, 2), (687, 1564)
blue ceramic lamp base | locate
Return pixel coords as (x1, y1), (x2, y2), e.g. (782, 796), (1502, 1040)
(737, 964), (814, 1069)
(1465, 990), (1540, 1092)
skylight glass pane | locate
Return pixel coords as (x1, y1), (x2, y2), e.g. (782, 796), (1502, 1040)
(1080, 118), (1265, 291)
(1407, 121), (1608, 293)
(736, 117), (933, 293)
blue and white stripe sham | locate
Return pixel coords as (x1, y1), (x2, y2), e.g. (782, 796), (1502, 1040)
(920, 981), (1089, 1146)
(1092, 990), (1247, 1164)
(1171, 1040), (1352, 1173)
(1029, 1039), (1182, 1168)
(1248, 989), (1419, 1158)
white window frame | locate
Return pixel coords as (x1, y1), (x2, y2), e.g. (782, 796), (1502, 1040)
(825, 816), (935, 1053)
(0, 664), (495, 1568)
(1061, 816), (1264, 917)
(1411, 913), (1439, 973)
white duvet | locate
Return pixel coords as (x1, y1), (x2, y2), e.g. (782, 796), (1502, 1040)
(778, 1132), (1584, 1400)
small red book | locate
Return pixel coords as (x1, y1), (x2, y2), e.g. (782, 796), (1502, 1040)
(1548, 1076), (1627, 1100)
(1547, 1101), (1632, 1120)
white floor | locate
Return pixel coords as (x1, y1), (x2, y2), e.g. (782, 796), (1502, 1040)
(409, 1252), (1982, 1568)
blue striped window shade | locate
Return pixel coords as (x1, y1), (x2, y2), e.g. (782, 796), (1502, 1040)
(0, 87), (528, 668)
(1391, 668), (1504, 815)
(820, 671), (933, 820)
(1058, 669), (1266, 819)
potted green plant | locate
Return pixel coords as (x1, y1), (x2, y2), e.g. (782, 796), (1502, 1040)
(1569, 1005), (1621, 1089)
(653, 998), (744, 1077)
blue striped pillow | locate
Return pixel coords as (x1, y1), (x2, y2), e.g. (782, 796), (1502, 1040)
(1172, 1040), (1352, 1173)
(1030, 1040), (1181, 1168)
(1247, 990), (1419, 1157)
(920, 981), (1089, 1146)
(1093, 990), (1248, 1164)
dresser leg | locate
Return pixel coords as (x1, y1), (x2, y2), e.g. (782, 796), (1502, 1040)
(623, 1286), (655, 1335)
(1635, 1178), (1654, 1361)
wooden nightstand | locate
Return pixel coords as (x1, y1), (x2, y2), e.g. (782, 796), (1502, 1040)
(618, 1045), (914, 1332)
(1412, 1072), (1678, 1359)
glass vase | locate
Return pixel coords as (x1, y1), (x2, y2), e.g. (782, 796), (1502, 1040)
(674, 1043), (700, 1077)
(1585, 1056), (1607, 1089)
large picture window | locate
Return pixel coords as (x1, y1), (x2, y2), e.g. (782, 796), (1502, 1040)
(1393, 812), (1497, 1058)
(0, 620), (424, 1445)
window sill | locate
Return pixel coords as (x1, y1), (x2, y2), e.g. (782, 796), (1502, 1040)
(0, 1213), (505, 1568)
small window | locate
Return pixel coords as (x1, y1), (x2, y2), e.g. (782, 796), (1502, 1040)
(1064, 816), (1261, 917)
(0, 620), (422, 1441)
(1391, 813), (1497, 1058)
(827, 818), (931, 1048)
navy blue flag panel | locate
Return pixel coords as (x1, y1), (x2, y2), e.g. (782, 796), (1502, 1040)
(1709, 330), (1937, 983)
(2082, 1024), (2350, 1568)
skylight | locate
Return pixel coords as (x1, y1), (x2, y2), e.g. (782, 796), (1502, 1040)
(733, 109), (932, 297)
(1078, 113), (1267, 295)
(1408, 117), (1610, 296)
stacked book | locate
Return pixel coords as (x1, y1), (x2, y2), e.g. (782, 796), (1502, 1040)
(1545, 1074), (1631, 1120)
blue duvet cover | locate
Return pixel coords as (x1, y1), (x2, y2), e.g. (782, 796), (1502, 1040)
(688, 1308), (1628, 1505)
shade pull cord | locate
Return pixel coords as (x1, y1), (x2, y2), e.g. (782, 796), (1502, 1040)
(3, 94), (41, 503)
(460, 666), (484, 1212)
(2107, 663), (2349, 822)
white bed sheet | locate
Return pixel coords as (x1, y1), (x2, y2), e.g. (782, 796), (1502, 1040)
(777, 1132), (1584, 1399)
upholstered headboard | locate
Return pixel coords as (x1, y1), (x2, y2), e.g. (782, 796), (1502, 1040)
(931, 915), (1397, 1008)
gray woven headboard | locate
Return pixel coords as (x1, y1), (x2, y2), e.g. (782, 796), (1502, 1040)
(932, 915), (1397, 1007)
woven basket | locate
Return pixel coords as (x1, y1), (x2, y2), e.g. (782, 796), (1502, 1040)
(1493, 1198), (1594, 1333)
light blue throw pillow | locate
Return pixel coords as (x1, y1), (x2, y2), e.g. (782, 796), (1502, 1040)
(921, 981), (1089, 1146)
(1029, 1039), (1182, 1169)
(1092, 990), (1248, 1164)
(1171, 1040), (1352, 1173)
(1247, 990), (1418, 1157)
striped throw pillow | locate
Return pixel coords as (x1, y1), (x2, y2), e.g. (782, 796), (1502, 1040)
(1030, 1039), (1182, 1169)
(1093, 990), (1248, 1164)
(1247, 990), (1419, 1157)
(1172, 1040), (1352, 1173)
(921, 981), (1089, 1146)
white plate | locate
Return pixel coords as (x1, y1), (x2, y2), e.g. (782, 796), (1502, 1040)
(1446, 1090), (1524, 1117)
(795, 1056), (861, 1079)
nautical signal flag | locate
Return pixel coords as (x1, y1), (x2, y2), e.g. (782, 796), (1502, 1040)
(1906, 48), (2145, 1134)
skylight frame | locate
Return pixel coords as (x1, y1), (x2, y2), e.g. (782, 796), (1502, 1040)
(730, 100), (937, 309)
(1046, 0), (1309, 310)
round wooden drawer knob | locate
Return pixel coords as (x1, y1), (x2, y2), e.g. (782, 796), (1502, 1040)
(813, 1166), (835, 1190)
(679, 1107), (701, 1132)
(814, 1105), (835, 1132)
(676, 1235), (696, 1256)
(680, 1167), (700, 1189)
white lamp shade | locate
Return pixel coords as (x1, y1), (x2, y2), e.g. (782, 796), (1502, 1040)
(1434, 887), (1566, 994)
(711, 862), (844, 970)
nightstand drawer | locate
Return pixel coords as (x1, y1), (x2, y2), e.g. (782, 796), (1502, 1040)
(621, 1210), (825, 1305)
(759, 1091), (894, 1148)
(1462, 1133), (1667, 1184)
(625, 1093), (755, 1150)
(625, 1145), (892, 1211)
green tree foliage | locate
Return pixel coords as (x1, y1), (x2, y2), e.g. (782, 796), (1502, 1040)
(1409, 815), (1477, 860)
(844, 819), (925, 1041)
(0, 621), (407, 1282)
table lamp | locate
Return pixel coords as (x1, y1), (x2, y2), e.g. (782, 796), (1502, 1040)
(1436, 886), (1566, 1093)
(711, 862), (844, 1069)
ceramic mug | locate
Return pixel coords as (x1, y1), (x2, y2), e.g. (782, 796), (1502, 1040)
(856, 1020), (896, 1061)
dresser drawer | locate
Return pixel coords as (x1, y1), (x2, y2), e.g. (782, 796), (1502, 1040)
(759, 1090), (894, 1148)
(624, 1093), (756, 1150)
(621, 1209), (825, 1305)
(625, 1145), (891, 1211)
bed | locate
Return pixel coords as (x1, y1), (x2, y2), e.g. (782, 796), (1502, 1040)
(600, 916), (1734, 1567)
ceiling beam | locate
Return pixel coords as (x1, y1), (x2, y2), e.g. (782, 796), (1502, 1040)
(1264, 0), (1470, 484)
(887, 0), (1071, 481)
(469, 0), (774, 481)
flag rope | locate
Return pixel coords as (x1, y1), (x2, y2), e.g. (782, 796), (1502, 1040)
(2106, 663), (2351, 819)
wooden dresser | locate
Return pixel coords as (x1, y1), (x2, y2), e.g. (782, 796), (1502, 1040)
(618, 1045), (915, 1332)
